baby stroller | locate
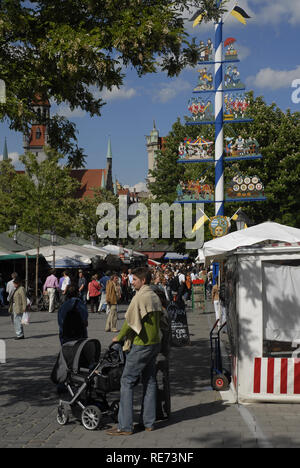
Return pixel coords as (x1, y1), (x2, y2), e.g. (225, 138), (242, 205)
(51, 339), (125, 431)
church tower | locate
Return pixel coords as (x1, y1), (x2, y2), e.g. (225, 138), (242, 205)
(23, 95), (50, 163)
(146, 121), (161, 185)
(105, 137), (114, 193)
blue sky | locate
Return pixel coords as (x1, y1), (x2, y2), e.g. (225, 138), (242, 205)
(1, 0), (300, 188)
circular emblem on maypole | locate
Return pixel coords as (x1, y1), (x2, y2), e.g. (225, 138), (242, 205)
(209, 216), (230, 238)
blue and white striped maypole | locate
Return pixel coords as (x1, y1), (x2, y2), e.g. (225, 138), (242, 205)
(214, 2), (224, 216)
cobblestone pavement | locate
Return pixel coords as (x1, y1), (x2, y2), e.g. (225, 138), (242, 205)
(1, 303), (300, 449)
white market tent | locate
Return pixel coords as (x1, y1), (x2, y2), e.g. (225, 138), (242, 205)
(203, 222), (300, 403)
(0, 249), (13, 256)
(85, 244), (146, 259)
(62, 244), (107, 260)
(19, 245), (99, 268)
(196, 249), (205, 263)
(203, 222), (300, 263)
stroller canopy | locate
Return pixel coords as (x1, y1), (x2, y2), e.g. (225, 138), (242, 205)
(51, 339), (101, 384)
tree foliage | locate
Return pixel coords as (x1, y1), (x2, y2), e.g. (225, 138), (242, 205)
(0, 149), (80, 236)
(0, 0), (226, 167)
(74, 187), (119, 241)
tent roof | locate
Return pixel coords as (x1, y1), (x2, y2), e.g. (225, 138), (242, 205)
(19, 245), (94, 268)
(0, 254), (36, 261)
(203, 222), (300, 262)
(164, 252), (189, 260)
(89, 244), (146, 258)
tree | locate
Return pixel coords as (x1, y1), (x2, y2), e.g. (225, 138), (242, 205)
(74, 187), (119, 241)
(10, 149), (80, 237)
(226, 93), (300, 228)
(0, 0), (226, 165)
(0, 159), (19, 231)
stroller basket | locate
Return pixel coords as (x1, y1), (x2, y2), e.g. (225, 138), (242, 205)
(95, 344), (125, 393)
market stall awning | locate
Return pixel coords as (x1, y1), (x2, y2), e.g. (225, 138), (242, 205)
(203, 222), (300, 262)
(164, 252), (189, 260)
(148, 259), (161, 266)
(19, 246), (92, 268)
(0, 251), (36, 261)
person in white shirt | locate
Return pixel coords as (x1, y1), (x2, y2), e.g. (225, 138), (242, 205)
(190, 269), (198, 282)
(6, 272), (18, 302)
(60, 271), (71, 303)
(178, 271), (186, 285)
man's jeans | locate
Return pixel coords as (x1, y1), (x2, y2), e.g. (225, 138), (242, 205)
(47, 288), (56, 313)
(118, 343), (160, 432)
(12, 312), (24, 338)
(79, 291), (87, 305)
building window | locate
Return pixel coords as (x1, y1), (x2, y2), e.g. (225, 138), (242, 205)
(36, 127), (42, 140)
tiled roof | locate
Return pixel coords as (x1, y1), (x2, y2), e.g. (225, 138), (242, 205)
(71, 169), (106, 198)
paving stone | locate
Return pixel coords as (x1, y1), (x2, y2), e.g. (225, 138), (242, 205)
(2, 304), (300, 448)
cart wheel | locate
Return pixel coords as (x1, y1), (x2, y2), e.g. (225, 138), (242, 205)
(110, 400), (120, 423)
(81, 405), (102, 431)
(57, 405), (70, 426)
(212, 374), (229, 391)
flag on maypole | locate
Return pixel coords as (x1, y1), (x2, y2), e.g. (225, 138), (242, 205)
(231, 6), (251, 25)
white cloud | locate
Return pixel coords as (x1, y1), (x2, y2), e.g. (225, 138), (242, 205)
(0, 152), (20, 164)
(153, 79), (191, 103)
(185, 0), (300, 31)
(56, 105), (86, 118)
(101, 86), (137, 101)
(124, 182), (148, 193)
(247, 65), (300, 90)
(249, 0), (300, 26)
(52, 84), (137, 118)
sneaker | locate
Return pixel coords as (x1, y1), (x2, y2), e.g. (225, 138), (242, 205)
(111, 329), (119, 333)
(14, 336), (25, 340)
(106, 426), (133, 436)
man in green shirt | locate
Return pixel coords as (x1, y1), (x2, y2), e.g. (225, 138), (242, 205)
(107, 267), (162, 436)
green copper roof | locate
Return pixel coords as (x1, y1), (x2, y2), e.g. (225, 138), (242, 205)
(3, 137), (8, 161)
(106, 137), (112, 159)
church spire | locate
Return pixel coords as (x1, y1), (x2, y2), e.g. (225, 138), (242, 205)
(105, 137), (113, 192)
(106, 136), (112, 159)
(3, 137), (8, 161)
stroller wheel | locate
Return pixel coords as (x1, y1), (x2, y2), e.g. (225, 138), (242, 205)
(110, 400), (120, 423)
(57, 405), (70, 426)
(81, 405), (102, 431)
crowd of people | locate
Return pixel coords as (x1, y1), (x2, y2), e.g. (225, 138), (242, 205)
(2, 262), (217, 341)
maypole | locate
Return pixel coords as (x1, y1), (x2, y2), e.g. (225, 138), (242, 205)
(175, 1), (266, 240)
(214, 6), (224, 216)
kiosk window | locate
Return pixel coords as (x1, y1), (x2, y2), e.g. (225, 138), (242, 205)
(262, 262), (300, 358)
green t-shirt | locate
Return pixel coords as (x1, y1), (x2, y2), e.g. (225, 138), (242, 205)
(117, 310), (161, 346)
